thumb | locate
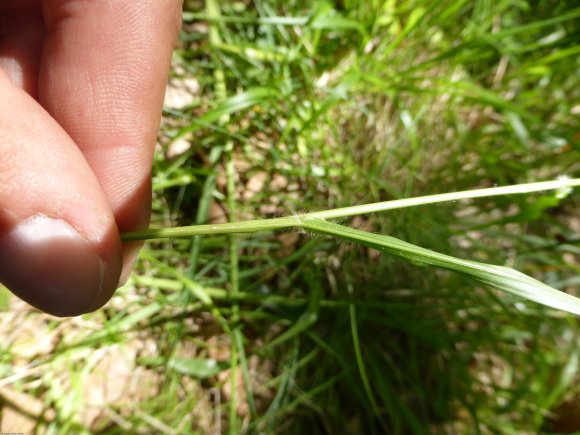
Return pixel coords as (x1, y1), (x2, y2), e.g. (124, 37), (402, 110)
(0, 72), (122, 316)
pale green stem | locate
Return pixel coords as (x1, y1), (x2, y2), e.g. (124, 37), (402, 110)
(122, 178), (580, 241)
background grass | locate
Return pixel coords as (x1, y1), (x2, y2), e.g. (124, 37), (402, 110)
(1, 0), (580, 433)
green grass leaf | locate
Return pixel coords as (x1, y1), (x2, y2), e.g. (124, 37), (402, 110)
(173, 86), (280, 139)
(169, 357), (228, 378)
(303, 219), (580, 316)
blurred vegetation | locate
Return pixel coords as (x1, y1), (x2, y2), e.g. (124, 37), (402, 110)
(1, 0), (579, 433)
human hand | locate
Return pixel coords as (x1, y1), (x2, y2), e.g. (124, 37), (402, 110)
(0, 0), (182, 316)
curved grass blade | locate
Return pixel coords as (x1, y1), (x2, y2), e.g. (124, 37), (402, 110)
(172, 86), (280, 139)
(302, 219), (580, 316)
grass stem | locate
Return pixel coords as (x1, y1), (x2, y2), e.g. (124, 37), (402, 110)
(122, 178), (580, 241)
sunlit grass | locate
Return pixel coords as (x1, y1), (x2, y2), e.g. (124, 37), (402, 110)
(0, 1), (579, 433)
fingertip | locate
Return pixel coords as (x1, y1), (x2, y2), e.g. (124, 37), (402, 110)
(0, 215), (122, 317)
(0, 77), (123, 316)
(118, 241), (143, 287)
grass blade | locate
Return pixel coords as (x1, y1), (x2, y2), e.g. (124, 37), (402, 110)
(173, 87), (280, 139)
(303, 219), (580, 316)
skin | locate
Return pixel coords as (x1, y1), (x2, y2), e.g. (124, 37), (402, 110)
(0, 0), (183, 315)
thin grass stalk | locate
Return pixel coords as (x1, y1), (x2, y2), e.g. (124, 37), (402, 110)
(123, 179), (580, 241)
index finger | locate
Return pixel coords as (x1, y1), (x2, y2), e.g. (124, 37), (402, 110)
(39, 0), (182, 280)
